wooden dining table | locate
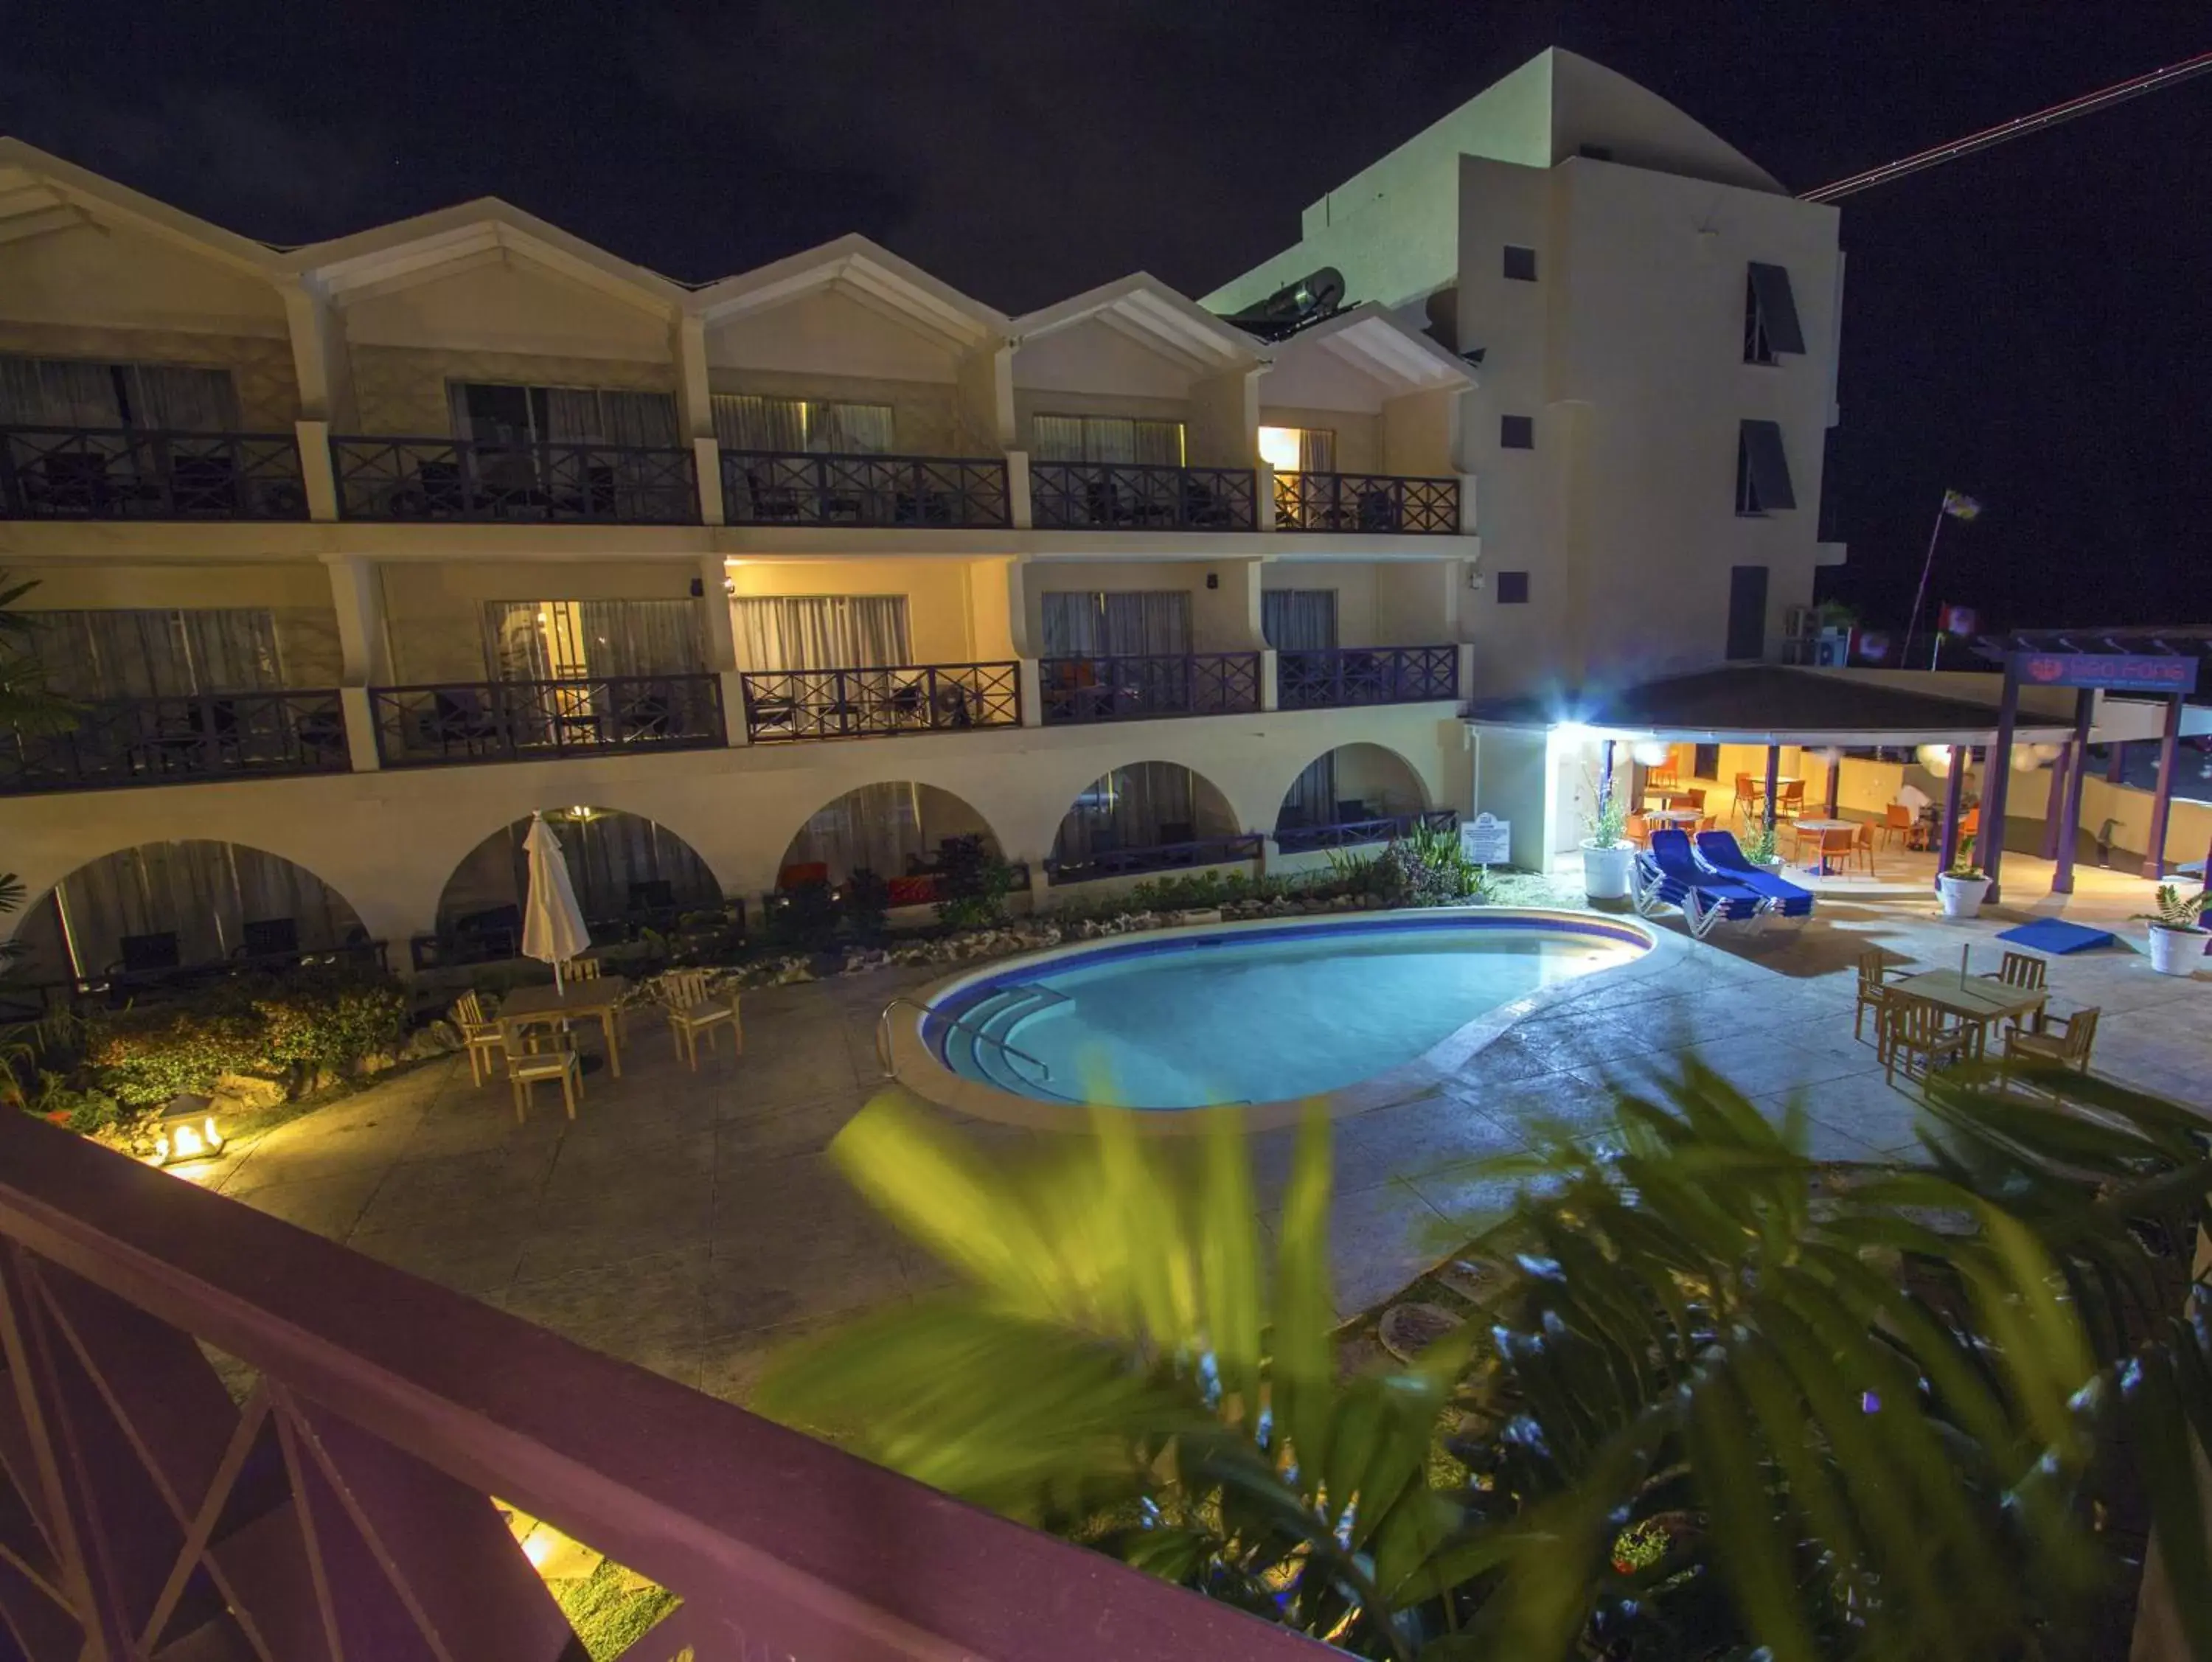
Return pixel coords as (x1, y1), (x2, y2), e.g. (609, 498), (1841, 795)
(497, 975), (632, 1077)
(1888, 969), (2047, 1059)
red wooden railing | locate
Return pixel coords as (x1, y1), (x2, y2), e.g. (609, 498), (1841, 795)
(0, 1113), (1338, 1660)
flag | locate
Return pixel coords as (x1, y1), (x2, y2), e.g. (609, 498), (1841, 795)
(1941, 490), (1982, 521)
(1854, 630), (1892, 664)
(1937, 603), (1980, 636)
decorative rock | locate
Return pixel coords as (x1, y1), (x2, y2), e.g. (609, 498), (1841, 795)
(401, 1020), (462, 1060)
(356, 1051), (397, 1076)
(212, 1072), (286, 1112)
(1433, 1259), (1506, 1307)
(1377, 1301), (1466, 1363)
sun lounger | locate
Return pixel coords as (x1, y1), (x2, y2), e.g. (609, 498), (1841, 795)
(1634, 830), (1764, 938)
(1694, 830), (1815, 921)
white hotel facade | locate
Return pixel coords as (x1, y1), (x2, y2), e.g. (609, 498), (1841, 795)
(0, 50), (1853, 981)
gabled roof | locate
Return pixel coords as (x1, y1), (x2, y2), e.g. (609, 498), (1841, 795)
(1263, 304), (1476, 396)
(1014, 275), (1260, 377)
(687, 232), (1007, 352)
(276, 201), (688, 314)
(0, 139), (282, 277)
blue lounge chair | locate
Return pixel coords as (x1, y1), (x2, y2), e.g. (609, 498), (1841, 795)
(1634, 830), (1764, 938)
(1694, 830), (1815, 922)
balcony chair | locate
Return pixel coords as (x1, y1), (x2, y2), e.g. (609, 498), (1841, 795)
(451, 990), (508, 1088)
(740, 465), (806, 523)
(504, 1028), (582, 1123)
(237, 917), (300, 962)
(658, 969), (742, 1071)
(1355, 485), (1402, 532)
(22, 448), (114, 516)
(2001, 1006), (2101, 1083)
(111, 931), (183, 979)
(1691, 830), (1814, 921)
(166, 448), (250, 517)
(424, 687), (501, 751)
(615, 684), (677, 743)
(136, 698), (240, 776)
(1882, 997), (1974, 1089)
(453, 905), (523, 962)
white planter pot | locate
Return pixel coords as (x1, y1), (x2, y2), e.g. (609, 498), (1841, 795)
(1582, 841), (1636, 903)
(2146, 924), (2205, 976)
(1937, 872), (1989, 919)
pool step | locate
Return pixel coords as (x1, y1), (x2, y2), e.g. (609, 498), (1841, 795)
(942, 985), (1075, 1100)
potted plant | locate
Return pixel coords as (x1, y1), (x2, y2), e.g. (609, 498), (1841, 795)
(2135, 883), (2208, 976)
(1742, 820), (1782, 872)
(1579, 790), (1635, 906)
(1937, 835), (1989, 919)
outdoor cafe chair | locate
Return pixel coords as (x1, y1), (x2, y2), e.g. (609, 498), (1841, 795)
(660, 969), (742, 1071)
(451, 990), (508, 1088)
(2002, 1006), (2101, 1082)
(1882, 997), (1973, 1088)
(1854, 949), (1900, 1045)
(506, 1029), (582, 1124)
(1879, 802), (1916, 850)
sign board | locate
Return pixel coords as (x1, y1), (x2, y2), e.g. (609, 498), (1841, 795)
(2012, 652), (2198, 695)
(1461, 813), (1512, 866)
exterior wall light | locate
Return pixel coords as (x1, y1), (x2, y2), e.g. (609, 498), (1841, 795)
(1916, 744), (1954, 776)
(153, 1093), (225, 1167)
(1630, 741), (1672, 768)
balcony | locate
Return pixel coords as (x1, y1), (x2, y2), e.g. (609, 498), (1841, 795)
(1275, 807), (1458, 855)
(1044, 832), (1265, 884)
(369, 675), (725, 768)
(0, 690), (349, 795)
(0, 425), (307, 521)
(1029, 462), (1258, 532)
(1039, 652), (1262, 725)
(331, 437), (700, 524)
(1276, 645), (1461, 710)
(1273, 470), (1459, 535)
(741, 661), (1021, 743)
(720, 451), (1011, 528)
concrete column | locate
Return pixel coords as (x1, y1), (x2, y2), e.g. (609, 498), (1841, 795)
(1256, 462), (1278, 530)
(2145, 692), (2185, 880)
(672, 313), (713, 438)
(1189, 366), (1261, 467)
(1457, 471), (1480, 535)
(698, 554), (747, 748)
(336, 687), (380, 774)
(1006, 451), (1033, 529)
(2053, 689), (2096, 896)
(1017, 658), (1044, 729)
(280, 279), (352, 426)
(295, 418), (339, 522)
(324, 554), (388, 774)
(1981, 658), (2021, 902)
(956, 340), (1016, 451)
(2041, 746), (2071, 860)
(1027, 863), (1054, 914)
(1455, 641), (1476, 701)
(1259, 648), (1280, 712)
(693, 437), (726, 525)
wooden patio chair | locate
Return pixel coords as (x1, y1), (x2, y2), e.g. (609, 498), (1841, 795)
(1854, 950), (1899, 1046)
(451, 990), (507, 1088)
(1984, 950), (2048, 992)
(2003, 1006), (2100, 1082)
(1879, 802), (1916, 851)
(661, 969), (742, 1070)
(506, 1029), (581, 1124)
(566, 956), (603, 980)
(1883, 996), (1972, 1088)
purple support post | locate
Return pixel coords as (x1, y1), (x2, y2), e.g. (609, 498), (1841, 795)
(2053, 688), (2096, 896)
(2106, 741), (2126, 784)
(1981, 660), (2020, 903)
(1599, 739), (1615, 818)
(1825, 751), (1841, 817)
(2041, 744), (2071, 860)
(2144, 692), (2184, 880)
(1763, 744), (1780, 836)
(1935, 747), (1966, 887)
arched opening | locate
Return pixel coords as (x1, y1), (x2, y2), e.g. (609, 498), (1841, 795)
(777, 782), (1001, 895)
(1274, 742), (1430, 849)
(435, 808), (723, 950)
(1048, 761), (1242, 880)
(13, 841), (368, 988)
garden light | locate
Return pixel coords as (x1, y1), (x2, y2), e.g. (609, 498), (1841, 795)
(153, 1093), (226, 1167)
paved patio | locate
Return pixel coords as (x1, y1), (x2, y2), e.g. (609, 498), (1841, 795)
(206, 859), (2212, 1406)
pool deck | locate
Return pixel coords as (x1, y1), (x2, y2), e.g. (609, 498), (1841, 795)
(204, 857), (2212, 1406)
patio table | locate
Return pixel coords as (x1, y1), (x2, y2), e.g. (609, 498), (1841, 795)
(498, 975), (630, 1077)
(1888, 969), (2047, 1060)
(1792, 817), (1855, 874)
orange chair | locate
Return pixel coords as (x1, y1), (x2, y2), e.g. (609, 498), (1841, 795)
(1624, 812), (1652, 848)
(1776, 779), (1807, 819)
(1851, 821), (1877, 875)
(1879, 802), (1916, 851)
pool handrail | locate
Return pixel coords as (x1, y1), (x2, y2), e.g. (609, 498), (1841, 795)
(877, 992), (1052, 1082)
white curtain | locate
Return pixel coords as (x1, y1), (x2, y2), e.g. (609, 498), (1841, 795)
(1031, 414), (1184, 465)
(38, 609), (282, 700)
(1053, 762), (1220, 860)
(0, 356), (122, 425)
(453, 383), (678, 446)
(712, 395), (894, 455)
(734, 596), (911, 671)
(482, 599), (703, 681)
(1040, 591), (1192, 658)
(785, 782), (932, 882)
(437, 812), (720, 930)
(123, 366), (239, 432)
(1295, 428), (1337, 472)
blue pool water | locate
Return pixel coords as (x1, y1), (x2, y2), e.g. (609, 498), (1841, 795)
(925, 916), (1646, 1109)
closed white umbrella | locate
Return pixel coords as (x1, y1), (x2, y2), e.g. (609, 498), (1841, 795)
(521, 812), (590, 992)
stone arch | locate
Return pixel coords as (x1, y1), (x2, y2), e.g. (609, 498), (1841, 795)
(1047, 759), (1242, 869)
(432, 807), (724, 939)
(12, 839), (371, 987)
(773, 782), (1005, 889)
(1271, 740), (1432, 835)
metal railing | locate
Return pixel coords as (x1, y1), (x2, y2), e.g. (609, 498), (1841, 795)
(0, 690), (349, 794)
(1276, 644), (1461, 709)
(0, 425), (307, 520)
(1044, 833), (1266, 884)
(719, 451), (1011, 528)
(1029, 462), (1259, 531)
(1039, 651), (1262, 724)
(876, 992), (1051, 1082)
(1272, 470), (1459, 535)
(0, 1113), (1340, 1661)
(1274, 807), (1459, 855)
(742, 661), (1020, 742)
(369, 675), (724, 767)
(330, 435), (700, 523)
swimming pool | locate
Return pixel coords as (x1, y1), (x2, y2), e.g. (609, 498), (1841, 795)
(914, 911), (1652, 1112)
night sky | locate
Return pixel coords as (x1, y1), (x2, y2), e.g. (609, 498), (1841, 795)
(6, 3), (2206, 633)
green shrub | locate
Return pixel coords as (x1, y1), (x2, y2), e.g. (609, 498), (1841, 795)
(29, 1072), (122, 1136)
(83, 970), (408, 1108)
(933, 835), (1019, 931)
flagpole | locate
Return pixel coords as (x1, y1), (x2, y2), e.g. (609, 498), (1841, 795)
(1900, 493), (1949, 670)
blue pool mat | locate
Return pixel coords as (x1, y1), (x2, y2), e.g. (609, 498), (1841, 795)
(1996, 918), (2118, 956)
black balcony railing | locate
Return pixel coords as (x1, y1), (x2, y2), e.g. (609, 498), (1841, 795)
(1272, 470), (1460, 535)
(0, 691), (349, 795)
(1276, 645), (1461, 709)
(331, 437), (700, 524)
(370, 675), (724, 767)
(720, 451), (1011, 529)
(1029, 462), (1258, 532)
(1040, 652), (1262, 725)
(0, 426), (307, 521)
(1274, 808), (1459, 855)
(1044, 834), (1265, 885)
(742, 661), (1020, 743)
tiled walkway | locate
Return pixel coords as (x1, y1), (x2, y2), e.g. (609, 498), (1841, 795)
(207, 870), (2212, 1405)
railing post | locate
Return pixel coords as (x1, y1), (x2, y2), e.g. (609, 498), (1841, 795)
(1256, 462), (1277, 531)
(1259, 648), (1280, 713)
(693, 437), (726, 524)
(720, 672), (751, 747)
(296, 419), (340, 521)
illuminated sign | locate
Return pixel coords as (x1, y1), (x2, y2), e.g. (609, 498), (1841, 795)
(2011, 653), (2197, 694)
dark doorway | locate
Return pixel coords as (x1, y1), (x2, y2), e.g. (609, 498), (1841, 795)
(1726, 565), (1770, 661)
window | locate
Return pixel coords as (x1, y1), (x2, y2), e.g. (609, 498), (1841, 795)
(1736, 420), (1795, 515)
(711, 394), (892, 455)
(484, 599), (705, 681)
(451, 383), (679, 448)
(1030, 414), (1185, 466)
(1256, 425), (1336, 473)
(1726, 566), (1770, 661)
(1502, 245), (1537, 282)
(1500, 414), (1534, 450)
(1693, 743), (1721, 780)
(0, 355), (239, 432)
(37, 608), (279, 699)
(1040, 591), (1192, 657)
(730, 596), (911, 672)
(1496, 571), (1530, 605)
(1743, 262), (1806, 364)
